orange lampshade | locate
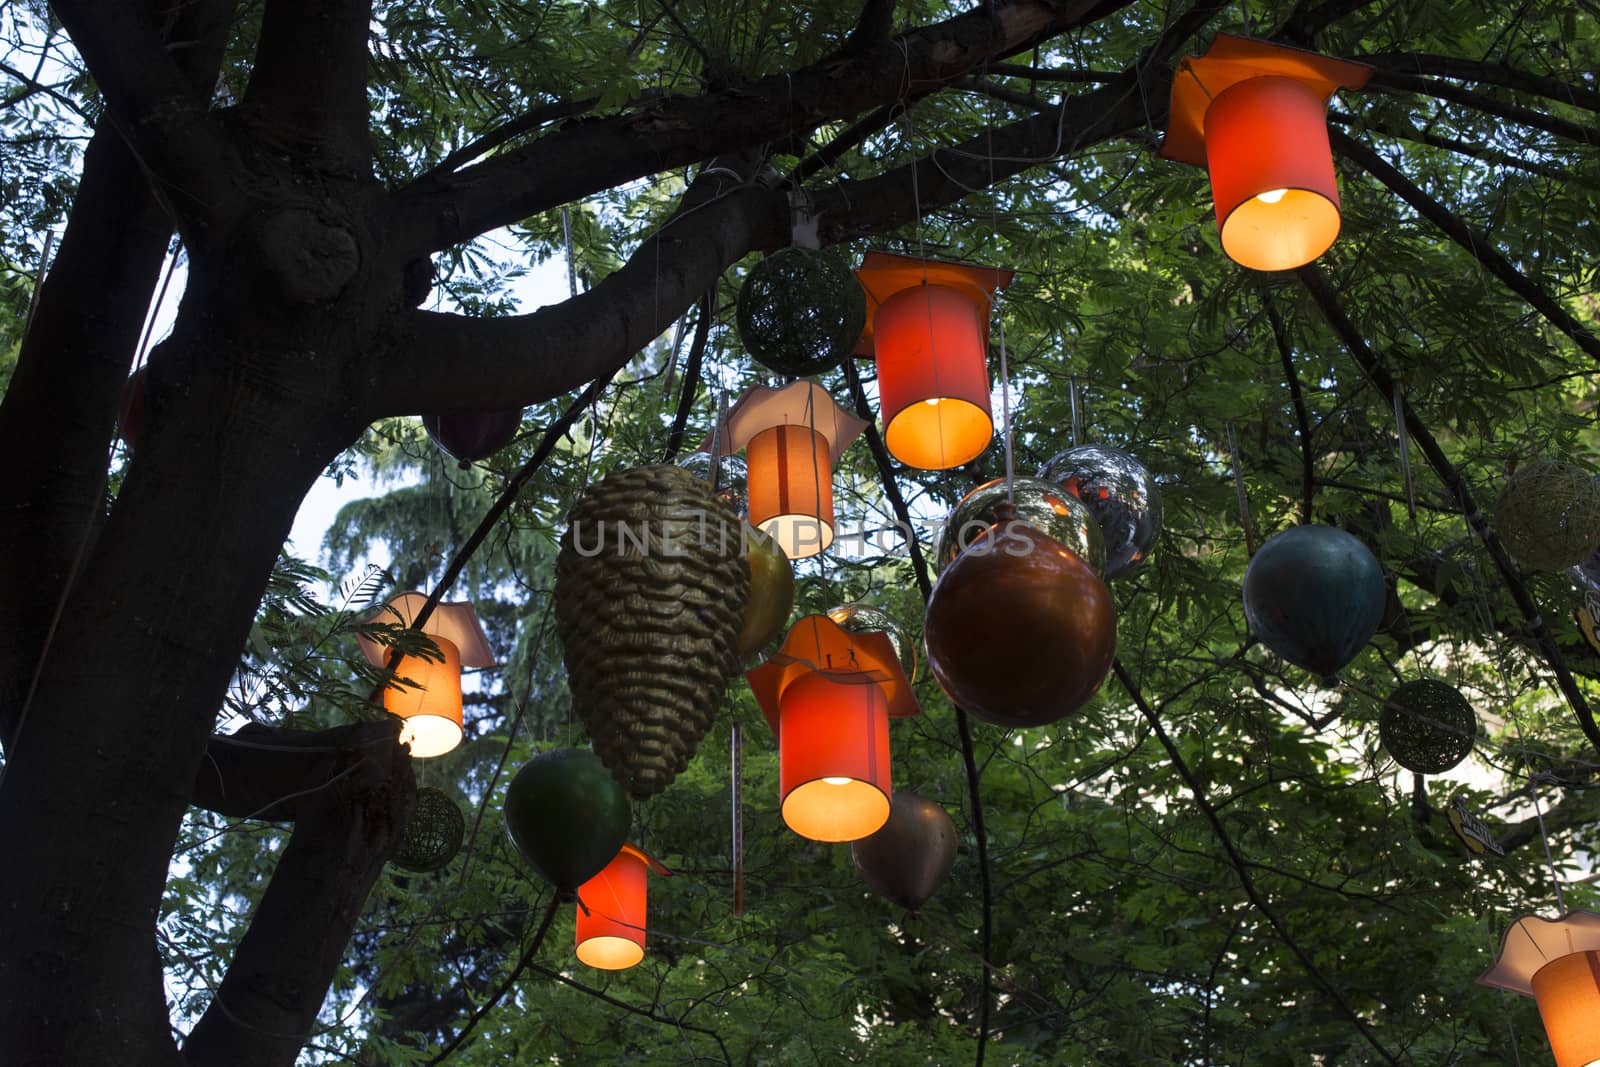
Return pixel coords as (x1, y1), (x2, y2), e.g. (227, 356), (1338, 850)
(1532, 952), (1600, 1067)
(1159, 35), (1372, 272)
(575, 843), (671, 970)
(383, 635), (464, 759)
(748, 423), (834, 558)
(777, 669), (891, 842)
(1479, 911), (1600, 1067)
(855, 253), (1012, 471)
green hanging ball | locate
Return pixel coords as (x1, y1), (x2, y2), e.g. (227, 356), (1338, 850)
(503, 747), (631, 892)
(391, 786), (466, 873)
(736, 247), (866, 377)
(1379, 679), (1477, 775)
(1494, 460), (1600, 570)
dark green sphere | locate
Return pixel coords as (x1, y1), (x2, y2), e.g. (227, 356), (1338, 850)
(391, 786), (466, 873)
(736, 247), (866, 377)
(503, 748), (630, 892)
(1379, 679), (1476, 775)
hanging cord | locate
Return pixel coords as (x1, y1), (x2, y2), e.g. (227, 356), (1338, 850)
(1393, 380), (1417, 524)
(1225, 421), (1257, 554)
(997, 301), (1015, 504)
(19, 229), (56, 346)
(1068, 374), (1082, 448)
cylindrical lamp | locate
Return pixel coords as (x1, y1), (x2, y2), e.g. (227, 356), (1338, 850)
(1532, 951), (1600, 1067)
(1158, 35), (1372, 272)
(747, 423), (834, 558)
(874, 283), (993, 470)
(383, 635), (464, 759)
(777, 669), (891, 842)
(575, 843), (653, 970)
(1205, 75), (1341, 272)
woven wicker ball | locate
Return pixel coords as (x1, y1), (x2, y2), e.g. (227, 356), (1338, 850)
(391, 786), (466, 873)
(1378, 679), (1477, 775)
(1494, 460), (1600, 570)
(735, 247), (866, 377)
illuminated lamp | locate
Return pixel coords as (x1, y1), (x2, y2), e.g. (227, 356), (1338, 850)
(746, 615), (920, 841)
(358, 592), (496, 759)
(705, 381), (866, 559)
(575, 843), (672, 970)
(1479, 911), (1600, 1067)
(1159, 35), (1372, 271)
(854, 252), (1012, 470)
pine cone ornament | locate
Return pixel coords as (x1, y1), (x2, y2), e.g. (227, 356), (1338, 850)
(556, 466), (751, 799)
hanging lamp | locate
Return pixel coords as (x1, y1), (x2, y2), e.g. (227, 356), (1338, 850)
(1479, 911), (1600, 1067)
(745, 615), (919, 842)
(854, 252), (1013, 471)
(358, 592), (496, 758)
(704, 381), (866, 559)
(1159, 35), (1372, 271)
(574, 843), (672, 970)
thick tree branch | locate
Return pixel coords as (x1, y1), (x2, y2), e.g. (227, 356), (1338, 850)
(1296, 264), (1600, 758)
(1331, 128), (1600, 366)
(661, 290), (713, 464)
(183, 722), (412, 1067)
(242, 0), (372, 172)
(383, 166), (788, 415)
(0, 0), (234, 744)
(387, 0), (1136, 257)
(1113, 661), (1402, 1065)
(47, 0), (238, 236)
(1330, 111), (1568, 181)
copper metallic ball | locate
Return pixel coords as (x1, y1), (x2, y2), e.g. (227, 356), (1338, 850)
(923, 519), (1116, 728)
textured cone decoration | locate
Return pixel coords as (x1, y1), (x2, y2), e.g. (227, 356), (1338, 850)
(556, 466), (751, 798)
(391, 786), (466, 873)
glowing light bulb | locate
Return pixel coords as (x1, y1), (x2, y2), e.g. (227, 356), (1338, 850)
(923, 397), (941, 407)
(1255, 188), (1289, 204)
(823, 776), (852, 786)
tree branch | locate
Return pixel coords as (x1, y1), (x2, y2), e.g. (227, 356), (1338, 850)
(1358, 51), (1600, 113)
(383, 164), (788, 415)
(1330, 111), (1568, 181)
(1113, 660), (1402, 1066)
(1296, 264), (1600, 758)
(661, 290), (712, 463)
(47, 0), (239, 237)
(386, 0), (1137, 257)
(1331, 128), (1600, 366)
(242, 0), (373, 172)
(183, 722), (412, 1067)
(1365, 68), (1600, 144)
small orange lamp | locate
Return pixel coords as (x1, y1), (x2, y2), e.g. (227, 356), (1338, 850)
(1479, 910), (1600, 1067)
(707, 381), (866, 559)
(575, 843), (672, 970)
(359, 592), (496, 759)
(1159, 35), (1372, 271)
(746, 615), (920, 842)
(854, 252), (1012, 471)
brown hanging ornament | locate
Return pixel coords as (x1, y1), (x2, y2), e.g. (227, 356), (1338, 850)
(555, 466), (751, 799)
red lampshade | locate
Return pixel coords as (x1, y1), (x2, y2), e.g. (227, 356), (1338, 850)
(777, 669), (891, 842)
(855, 253), (1012, 471)
(1206, 76), (1340, 271)
(747, 423), (834, 558)
(1532, 952), (1600, 1067)
(575, 843), (671, 970)
(1159, 35), (1372, 272)
(383, 635), (464, 759)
